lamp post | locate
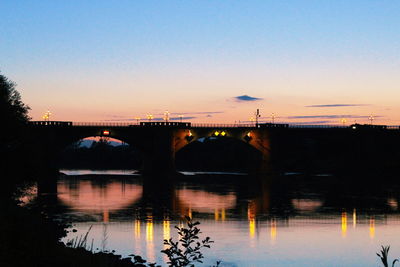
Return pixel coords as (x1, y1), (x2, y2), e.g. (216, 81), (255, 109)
(255, 109), (261, 127)
(271, 113), (275, 124)
(178, 114), (183, 123)
(341, 118), (347, 126)
(147, 114), (153, 122)
(42, 110), (51, 121)
(135, 117), (141, 124)
(164, 110), (170, 122)
(369, 114), (374, 125)
(249, 117), (255, 126)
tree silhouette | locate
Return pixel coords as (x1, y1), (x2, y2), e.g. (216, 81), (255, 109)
(0, 72), (31, 196)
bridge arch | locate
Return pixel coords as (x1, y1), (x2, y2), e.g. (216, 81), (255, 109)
(59, 135), (143, 171)
(174, 128), (270, 172)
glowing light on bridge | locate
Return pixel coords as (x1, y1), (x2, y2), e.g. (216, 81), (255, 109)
(214, 131), (220, 136)
(147, 114), (153, 122)
(42, 110), (52, 121)
(220, 131), (226, 137)
(353, 209), (357, 228)
(369, 114), (374, 125)
(164, 110), (170, 122)
(102, 130), (110, 136)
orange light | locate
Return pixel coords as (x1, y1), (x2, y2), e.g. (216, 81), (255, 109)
(247, 132), (251, 137)
(188, 130), (192, 136)
(103, 130), (110, 136)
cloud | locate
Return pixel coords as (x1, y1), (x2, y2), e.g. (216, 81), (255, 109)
(170, 116), (197, 121)
(305, 104), (369, 108)
(286, 115), (382, 119)
(171, 111), (223, 115)
(234, 95), (263, 102)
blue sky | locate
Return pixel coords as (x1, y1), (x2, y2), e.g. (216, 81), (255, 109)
(1, 0), (400, 124)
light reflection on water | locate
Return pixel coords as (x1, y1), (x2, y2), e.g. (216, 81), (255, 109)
(38, 171), (400, 267)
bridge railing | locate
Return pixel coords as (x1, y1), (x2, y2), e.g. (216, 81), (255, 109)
(29, 121), (73, 126)
(71, 122), (140, 127)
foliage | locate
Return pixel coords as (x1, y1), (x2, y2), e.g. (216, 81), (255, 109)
(0, 72), (30, 127)
(161, 216), (219, 267)
(377, 246), (399, 267)
(66, 225), (94, 251)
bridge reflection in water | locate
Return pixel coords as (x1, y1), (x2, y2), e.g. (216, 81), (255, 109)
(39, 171), (400, 267)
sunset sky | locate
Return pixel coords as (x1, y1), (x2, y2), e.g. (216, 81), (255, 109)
(1, 0), (400, 125)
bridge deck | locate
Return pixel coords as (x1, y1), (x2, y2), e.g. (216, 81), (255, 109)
(28, 121), (400, 130)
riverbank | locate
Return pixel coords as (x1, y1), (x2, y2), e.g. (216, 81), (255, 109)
(1, 198), (147, 267)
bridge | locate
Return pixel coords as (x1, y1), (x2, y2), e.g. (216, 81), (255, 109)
(29, 121), (400, 178)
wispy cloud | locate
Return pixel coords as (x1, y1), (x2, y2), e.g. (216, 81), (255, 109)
(305, 104), (369, 108)
(170, 111), (224, 115)
(234, 95), (263, 102)
(285, 115), (382, 119)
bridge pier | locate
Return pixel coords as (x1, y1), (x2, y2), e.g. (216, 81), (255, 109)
(140, 128), (177, 176)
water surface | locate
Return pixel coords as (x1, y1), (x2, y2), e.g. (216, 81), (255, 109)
(35, 170), (400, 266)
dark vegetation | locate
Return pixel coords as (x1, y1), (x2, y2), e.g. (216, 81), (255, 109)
(59, 138), (142, 169)
(377, 246), (399, 267)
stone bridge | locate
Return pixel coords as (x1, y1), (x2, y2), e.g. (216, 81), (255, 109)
(29, 121), (400, 177)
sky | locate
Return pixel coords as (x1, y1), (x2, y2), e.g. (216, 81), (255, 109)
(1, 0), (400, 125)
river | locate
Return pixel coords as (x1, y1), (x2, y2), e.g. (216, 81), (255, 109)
(24, 169), (400, 267)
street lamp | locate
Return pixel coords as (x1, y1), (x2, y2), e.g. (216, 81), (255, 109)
(135, 117), (141, 124)
(249, 117), (255, 126)
(42, 110), (51, 121)
(369, 114), (374, 125)
(164, 110), (170, 122)
(271, 113), (276, 124)
(147, 114), (153, 122)
(255, 109), (261, 126)
(178, 114), (183, 123)
(341, 118), (347, 126)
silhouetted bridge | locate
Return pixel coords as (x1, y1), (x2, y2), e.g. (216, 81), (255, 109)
(29, 121), (400, 178)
